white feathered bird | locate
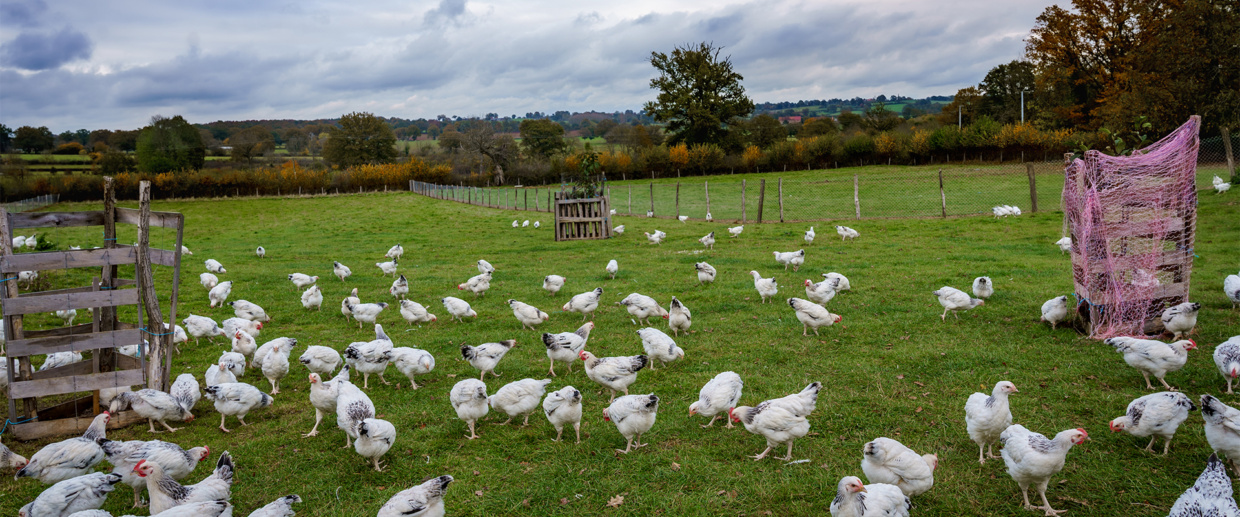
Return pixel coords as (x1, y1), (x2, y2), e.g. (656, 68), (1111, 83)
(208, 281), (232, 308)
(774, 249), (805, 271)
(377, 476), (453, 517)
(542, 322), (593, 376)
(750, 271), (778, 303)
(333, 261), (352, 281)
(667, 297), (691, 336)
(606, 259), (618, 279)
(728, 225), (743, 237)
(354, 418), (396, 472)
(972, 276), (993, 299)
(644, 230), (666, 245)
(617, 292), (666, 325)
(508, 299), (549, 330)
(836, 225), (859, 241)
(1109, 391), (1196, 455)
(603, 394), (660, 454)
(1040, 296), (1069, 329)
(450, 379), (489, 440)
(689, 371), (743, 428)
(441, 296), (476, 322)
(829, 476), (910, 517)
(698, 231), (715, 250)
(543, 386), (583, 443)
(1214, 336), (1240, 394)
(564, 288), (604, 320)
(638, 327), (683, 369)
(860, 437), (938, 497)
(787, 297), (841, 336)
(288, 273), (317, 289)
(542, 274), (566, 296)
(460, 340), (516, 380)
(399, 299), (437, 325)
(489, 378), (552, 426)
(964, 381), (1018, 464)
(300, 285), (323, 310)
(695, 262), (716, 284)
(932, 286), (984, 320)
(390, 347), (435, 389)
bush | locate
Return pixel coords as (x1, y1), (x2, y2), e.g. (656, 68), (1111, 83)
(841, 133), (875, 165)
(54, 142), (85, 155)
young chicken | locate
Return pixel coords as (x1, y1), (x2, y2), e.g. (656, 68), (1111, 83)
(1226, 273), (1240, 308)
(829, 476), (910, 517)
(304, 367), (350, 438)
(972, 276), (993, 299)
(612, 225), (625, 235)
(218, 352), (246, 378)
(728, 225), (743, 237)
(787, 297), (841, 336)
(40, 351), (83, 371)
(699, 231), (715, 250)
(399, 299), (437, 325)
(965, 381), (1018, 464)
(689, 371), (743, 428)
(458, 271), (491, 298)
(222, 317), (262, 339)
(441, 296), (477, 322)
(543, 386), (583, 443)
(335, 380), (375, 449)
(345, 301), (389, 329)
(204, 382), (273, 433)
(932, 286), (984, 320)
(16, 412), (110, 483)
(542, 322), (593, 376)
(508, 299), (550, 330)
(204, 259), (226, 274)
(1055, 236), (1072, 253)
(169, 373), (200, 414)
(564, 287), (604, 321)
(774, 249), (805, 271)
(477, 259), (495, 274)
(617, 292), (667, 325)
(376, 259), (399, 276)
(836, 225), (859, 241)
(1105, 336), (1196, 390)
(390, 347), (435, 389)
(1214, 336), (1240, 394)
(297, 346), (341, 377)
(824, 272), (851, 291)
(260, 338), (297, 395)
(354, 418), (397, 471)
(804, 278), (839, 305)
(1040, 296), (1069, 329)
(644, 230), (666, 245)
(54, 308), (77, 326)
(860, 437), (938, 496)
(461, 340), (516, 380)
(606, 259), (619, 279)
(1109, 391), (1195, 455)
(638, 327), (684, 369)
(200, 272), (219, 289)
(136, 451), (234, 514)
(695, 262), (716, 284)
(254, 336), (296, 370)
(389, 274), (409, 299)
(1161, 302), (1201, 339)
(543, 275), (566, 296)
(288, 273), (317, 289)
(490, 378), (552, 426)
(208, 281), (232, 308)
(730, 400), (810, 461)
(255, 246), (266, 258)
(804, 226), (816, 244)
(450, 379), (489, 440)
(18, 472), (122, 517)
(250, 495), (303, 517)
(1201, 394), (1240, 476)
(2, 440), (28, 471)
(386, 244), (404, 260)
(580, 350), (647, 402)
(301, 285), (323, 310)
(205, 362), (237, 386)
(344, 324), (395, 388)
(230, 330), (258, 366)
(341, 287), (361, 320)
(333, 261), (352, 281)
(667, 297), (691, 336)
(112, 389), (194, 434)
(101, 439), (210, 508)
(604, 394), (660, 454)
(999, 425), (1089, 517)
(750, 271), (778, 303)
(229, 299), (270, 322)
(378, 476), (454, 517)
(1167, 453), (1240, 517)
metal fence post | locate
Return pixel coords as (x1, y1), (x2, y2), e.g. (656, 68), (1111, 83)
(649, 183), (654, 216)
(757, 179), (765, 223)
(705, 181), (710, 216)
(939, 169), (947, 218)
(675, 182), (680, 218)
(1026, 163), (1038, 212)
(741, 180), (747, 223)
(628, 185), (631, 215)
(853, 174), (860, 219)
(778, 178), (784, 222)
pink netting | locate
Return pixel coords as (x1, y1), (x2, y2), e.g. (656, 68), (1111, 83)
(1062, 116), (1200, 339)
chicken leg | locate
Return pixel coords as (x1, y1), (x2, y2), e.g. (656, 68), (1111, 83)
(269, 378), (280, 395)
(303, 409), (324, 437)
(548, 359), (557, 377)
(219, 414), (232, 433)
(131, 487), (147, 508)
(380, 372), (391, 385)
(573, 422), (581, 443)
(701, 415), (719, 428)
(522, 414), (531, 426)
(465, 420), (479, 440)
(371, 458), (385, 472)
(1035, 481), (1065, 516)
(750, 446), (774, 461)
(776, 441), (795, 461)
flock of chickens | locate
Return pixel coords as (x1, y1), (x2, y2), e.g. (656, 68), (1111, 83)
(3, 201), (1240, 517)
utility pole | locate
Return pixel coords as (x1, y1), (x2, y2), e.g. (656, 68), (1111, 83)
(1021, 91), (1026, 124)
(958, 105), (962, 128)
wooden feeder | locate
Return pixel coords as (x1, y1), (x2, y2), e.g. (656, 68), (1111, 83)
(2, 179), (184, 440)
(554, 191), (612, 241)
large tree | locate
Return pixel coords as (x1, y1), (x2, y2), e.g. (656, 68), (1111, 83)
(518, 119), (567, 158)
(135, 115), (206, 173)
(322, 111), (397, 167)
(979, 60), (1037, 124)
(14, 125), (54, 153)
(643, 42), (754, 146)
(0, 124), (13, 152)
(229, 125), (275, 163)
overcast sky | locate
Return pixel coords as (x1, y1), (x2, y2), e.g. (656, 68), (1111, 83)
(0, 0), (1054, 133)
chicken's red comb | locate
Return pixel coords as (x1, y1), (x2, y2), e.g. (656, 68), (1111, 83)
(133, 459), (146, 471)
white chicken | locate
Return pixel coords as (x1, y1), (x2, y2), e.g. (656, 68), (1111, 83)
(824, 272), (851, 291)
(1167, 453), (1240, 517)
(100, 438), (210, 508)
(399, 299), (437, 325)
(860, 437), (937, 497)
(638, 327), (683, 369)
(250, 495), (303, 517)
(333, 261), (352, 281)
(208, 281), (232, 308)
(136, 451), (234, 515)
(965, 380), (1018, 464)
(1216, 181), (1232, 193)
(1226, 272), (1240, 308)
(230, 330), (257, 366)
(15, 412), (110, 483)
(441, 296), (476, 322)
(457, 271), (491, 298)
(542, 322), (593, 376)
(730, 399), (810, 461)
(222, 317), (262, 339)
(54, 309), (77, 326)
(255, 246), (265, 258)
(932, 286), (984, 320)
(689, 371), (743, 428)
(204, 382), (273, 433)
(1201, 394), (1240, 476)
(204, 259), (226, 274)
(205, 362), (238, 386)
(829, 476), (910, 517)
(564, 287), (604, 320)
(335, 379), (375, 448)
(354, 418), (397, 471)
(1109, 391), (1195, 455)
(787, 297), (841, 336)
(644, 230), (666, 245)
(677, 215), (688, 223)
(512, 220), (519, 227)
(218, 352), (246, 378)
(12, 235), (25, 248)
(169, 373), (200, 412)
(345, 301), (388, 329)
(461, 340), (516, 380)
(1105, 336), (1195, 390)
(199, 272), (219, 289)
(774, 249), (805, 271)
(304, 366), (350, 437)
(613, 225), (625, 235)
(750, 271), (778, 303)
(1040, 296), (1069, 329)
(543, 386), (583, 443)
(646, 211), (653, 217)
(288, 273), (317, 289)
(728, 225), (743, 237)
(606, 259), (619, 279)
(604, 393), (660, 454)
(836, 225), (859, 241)
(2, 439), (28, 471)
(542, 275), (566, 296)
(477, 259), (495, 274)
(667, 297), (691, 336)
(386, 244), (404, 260)
(580, 350), (647, 402)
(390, 347), (435, 389)
(229, 299), (271, 322)
(344, 324), (395, 388)
(1215, 336), (1240, 394)
(695, 262), (716, 284)
(490, 378), (552, 426)
(705, 212), (712, 221)
(390, 274), (409, 299)
(377, 475), (453, 517)
(40, 351), (83, 371)
(179, 245), (192, 256)
(1055, 236), (1072, 253)
(450, 379), (489, 440)
(300, 285), (323, 310)
(1161, 302), (1201, 339)
(18, 472), (122, 517)
(376, 259), (398, 276)
(617, 292), (666, 325)
(999, 425), (1089, 517)
(804, 278), (839, 305)
(698, 231), (715, 250)
(508, 299), (549, 330)
(259, 338), (297, 394)
(972, 276), (993, 299)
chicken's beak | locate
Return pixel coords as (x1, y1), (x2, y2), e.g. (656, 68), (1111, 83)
(1187, 339), (1197, 349)
(1108, 421), (1118, 432)
(858, 486), (867, 493)
(688, 408), (697, 416)
(185, 414), (195, 422)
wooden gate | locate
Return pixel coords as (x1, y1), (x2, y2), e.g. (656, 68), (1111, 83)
(554, 193), (612, 241)
(2, 179), (184, 440)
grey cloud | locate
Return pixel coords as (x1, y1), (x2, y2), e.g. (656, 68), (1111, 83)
(424, 0), (468, 27)
(0, 0), (48, 28)
(2, 26), (92, 70)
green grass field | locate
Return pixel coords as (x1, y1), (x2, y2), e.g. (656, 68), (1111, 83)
(1, 173), (1238, 516)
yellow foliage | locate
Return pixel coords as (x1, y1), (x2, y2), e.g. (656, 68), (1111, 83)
(742, 146), (762, 168)
(874, 133), (901, 156)
(911, 130), (931, 155)
(669, 143), (690, 168)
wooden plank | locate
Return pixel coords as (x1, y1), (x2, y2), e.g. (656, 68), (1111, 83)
(1086, 250), (1193, 274)
(30, 360), (96, 381)
(1, 247), (138, 273)
(1099, 218), (1186, 238)
(21, 322), (96, 338)
(757, 179), (765, 223)
(2, 289), (139, 316)
(115, 353), (141, 370)
(557, 217), (606, 223)
(115, 207), (182, 229)
(8, 328), (144, 357)
(149, 247), (178, 267)
(9, 368), (145, 399)
(9, 409), (145, 441)
(10, 211), (106, 229)
(18, 285), (102, 298)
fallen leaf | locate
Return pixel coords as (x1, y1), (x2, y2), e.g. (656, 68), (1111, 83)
(716, 490), (727, 496)
(896, 374), (904, 379)
(914, 381), (924, 387)
(607, 495), (625, 508)
(473, 470), (480, 476)
(915, 407), (923, 413)
(671, 462), (681, 471)
(475, 490), (484, 497)
(560, 498), (570, 506)
(522, 499), (530, 507)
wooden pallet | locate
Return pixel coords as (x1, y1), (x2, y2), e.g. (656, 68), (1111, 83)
(554, 193), (612, 241)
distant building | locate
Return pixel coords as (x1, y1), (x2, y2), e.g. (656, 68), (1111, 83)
(777, 116), (802, 125)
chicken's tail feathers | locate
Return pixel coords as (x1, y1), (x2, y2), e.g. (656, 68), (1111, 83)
(460, 345), (474, 360)
(214, 451), (235, 483)
(633, 355), (649, 371)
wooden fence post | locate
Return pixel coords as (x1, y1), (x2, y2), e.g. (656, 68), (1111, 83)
(136, 181), (170, 391)
(939, 169), (947, 218)
(675, 182), (680, 218)
(1026, 163), (1038, 212)
(628, 186), (632, 215)
(741, 179), (747, 223)
(649, 183), (654, 216)
(853, 174), (860, 219)
(757, 179), (766, 223)
(778, 178), (784, 222)
(1222, 127), (1236, 181)
(704, 181), (710, 217)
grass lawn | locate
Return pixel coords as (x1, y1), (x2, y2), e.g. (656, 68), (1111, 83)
(2, 175), (1238, 516)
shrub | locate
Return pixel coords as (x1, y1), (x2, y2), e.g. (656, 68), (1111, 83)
(54, 142), (85, 155)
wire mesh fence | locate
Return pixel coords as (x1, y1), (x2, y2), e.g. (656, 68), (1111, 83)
(1, 194), (59, 213)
